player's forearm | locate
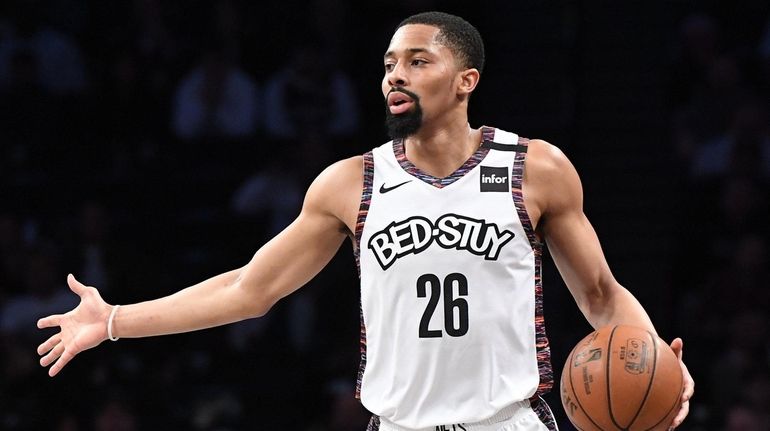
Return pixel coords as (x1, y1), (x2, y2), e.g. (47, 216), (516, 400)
(109, 268), (268, 339)
(580, 282), (657, 336)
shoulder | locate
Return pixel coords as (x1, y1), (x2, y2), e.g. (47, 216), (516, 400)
(524, 139), (583, 216)
(525, 139), (574, 177)
(304, 155), (364, 232)
(313, 155), (363, 185)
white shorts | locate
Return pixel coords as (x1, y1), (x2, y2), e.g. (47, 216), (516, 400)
(371, 398), (556, 431)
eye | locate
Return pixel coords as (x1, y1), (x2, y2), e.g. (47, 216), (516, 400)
(384, 63), (395, 72)
(411, 59), (427, 66)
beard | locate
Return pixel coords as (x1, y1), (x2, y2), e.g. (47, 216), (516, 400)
(384, 88), (423, 140)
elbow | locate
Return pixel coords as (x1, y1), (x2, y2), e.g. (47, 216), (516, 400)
(244, 296), (273, 319)
(232, 273), (277, 319)
(576, 280), (623, 321)
(576, 286), (607, 317)
(244, 287), (277, 319)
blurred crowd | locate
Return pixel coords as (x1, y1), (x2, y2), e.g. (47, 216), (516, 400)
(666, 7), (770, 431)
(0, 1), (768, 430)
(0, 0), (383, 429)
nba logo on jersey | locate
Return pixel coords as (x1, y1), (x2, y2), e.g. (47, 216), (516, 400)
(480, 166), (509, 192)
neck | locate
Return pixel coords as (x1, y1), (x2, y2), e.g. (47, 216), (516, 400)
(402, 114), (482, 178)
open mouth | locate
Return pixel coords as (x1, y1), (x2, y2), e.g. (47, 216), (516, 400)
(387, 92), (415, 115)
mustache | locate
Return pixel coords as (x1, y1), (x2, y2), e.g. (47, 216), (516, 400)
(387, 87), (420, 101)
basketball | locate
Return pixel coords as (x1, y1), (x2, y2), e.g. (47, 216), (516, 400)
(560, 325), (683, 431)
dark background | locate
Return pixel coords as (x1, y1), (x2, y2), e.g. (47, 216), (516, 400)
(1, 0), (769, 430)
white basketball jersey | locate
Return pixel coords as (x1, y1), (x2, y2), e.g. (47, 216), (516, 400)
(354, 127), (553, 429)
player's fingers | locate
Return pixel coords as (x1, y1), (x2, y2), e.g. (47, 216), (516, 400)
(49, 350), (75, 377)
(670, 399), (689, 429)
(670, 339), (694, 400)
(67, 273), (88, 296)
(681, 361), (694, 400)
(669, 337), (684, 358)
(40, 342), (65, 367)
(37, 314), (63, 329)
(37, 333), (61, 355)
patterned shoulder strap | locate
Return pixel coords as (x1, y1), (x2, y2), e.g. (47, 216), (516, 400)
(481, 128), (528, 153)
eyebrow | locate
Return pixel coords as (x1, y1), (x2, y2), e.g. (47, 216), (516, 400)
(383, 47), (430, 59)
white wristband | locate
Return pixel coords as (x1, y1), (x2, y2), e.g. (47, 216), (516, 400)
(107, 304), (121, 341)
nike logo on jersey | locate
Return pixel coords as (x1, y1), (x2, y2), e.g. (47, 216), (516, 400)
(379, 180), (412, 193)
(368, 214), (515, 270)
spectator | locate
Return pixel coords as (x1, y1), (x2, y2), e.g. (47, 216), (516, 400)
(690, 99), (770, 179)
(230, 160), (303, 237)
(0, 1), (87, 96)
(264, 40), (360, 140)
(171, 45), (260, 141)
(674, 54), (751, 164)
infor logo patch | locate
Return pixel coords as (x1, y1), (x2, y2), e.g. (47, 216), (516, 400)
(480, 166), (509, 192)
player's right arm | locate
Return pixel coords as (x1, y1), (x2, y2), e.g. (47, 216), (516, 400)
(37, 156), (364, 377)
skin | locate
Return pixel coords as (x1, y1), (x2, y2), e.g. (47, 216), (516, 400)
(37, 23), (693, 429)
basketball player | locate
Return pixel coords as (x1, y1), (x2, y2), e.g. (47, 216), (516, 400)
(37, 12), (694, 431)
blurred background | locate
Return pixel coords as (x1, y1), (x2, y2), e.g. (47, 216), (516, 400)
(1, 0), (769, 430)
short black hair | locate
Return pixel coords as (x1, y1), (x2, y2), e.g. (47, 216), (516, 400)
(397, 11), (485, 75)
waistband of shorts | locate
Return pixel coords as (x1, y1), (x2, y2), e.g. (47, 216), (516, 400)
(378, 399), (532, 431)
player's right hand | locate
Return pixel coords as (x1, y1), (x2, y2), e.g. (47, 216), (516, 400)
(36, 274), (112, 377)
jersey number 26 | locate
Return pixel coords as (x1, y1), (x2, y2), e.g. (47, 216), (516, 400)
(416, 273), (469, 338)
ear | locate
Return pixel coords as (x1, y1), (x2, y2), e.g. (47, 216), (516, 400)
(456, 68), (480, 98)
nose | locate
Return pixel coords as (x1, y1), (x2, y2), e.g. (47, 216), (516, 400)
(387, 62), (408, 87)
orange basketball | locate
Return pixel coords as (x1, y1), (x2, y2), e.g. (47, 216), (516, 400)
(560, 325), (683, 431)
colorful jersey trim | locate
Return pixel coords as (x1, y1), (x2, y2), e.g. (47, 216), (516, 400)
(355, 150), (375, 398)
(392, 128), (492, 189)
(511, 137), (554, 400)
(530, 396), (559, 431)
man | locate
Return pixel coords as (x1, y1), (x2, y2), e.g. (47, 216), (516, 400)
(37, 12), (694, 430)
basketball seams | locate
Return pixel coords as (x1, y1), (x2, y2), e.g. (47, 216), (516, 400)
(607, 325), (624, 430)
(643, 386), (682, 431)
(642, 337), (684, 431)
(565, 325), (682, 431)
(624, 330), (658, 429)
(568, 338), (609, 431)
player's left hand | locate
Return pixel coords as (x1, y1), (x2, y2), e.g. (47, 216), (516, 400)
(668, 338), (694, 429)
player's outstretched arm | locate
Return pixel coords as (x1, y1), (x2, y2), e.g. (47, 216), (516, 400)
(37, 156), (363, 377)
(526, 140), (693, 428)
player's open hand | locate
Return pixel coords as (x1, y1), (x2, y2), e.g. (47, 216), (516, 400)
(36, 274), (112, 377)
(668, 338), (694, 429)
